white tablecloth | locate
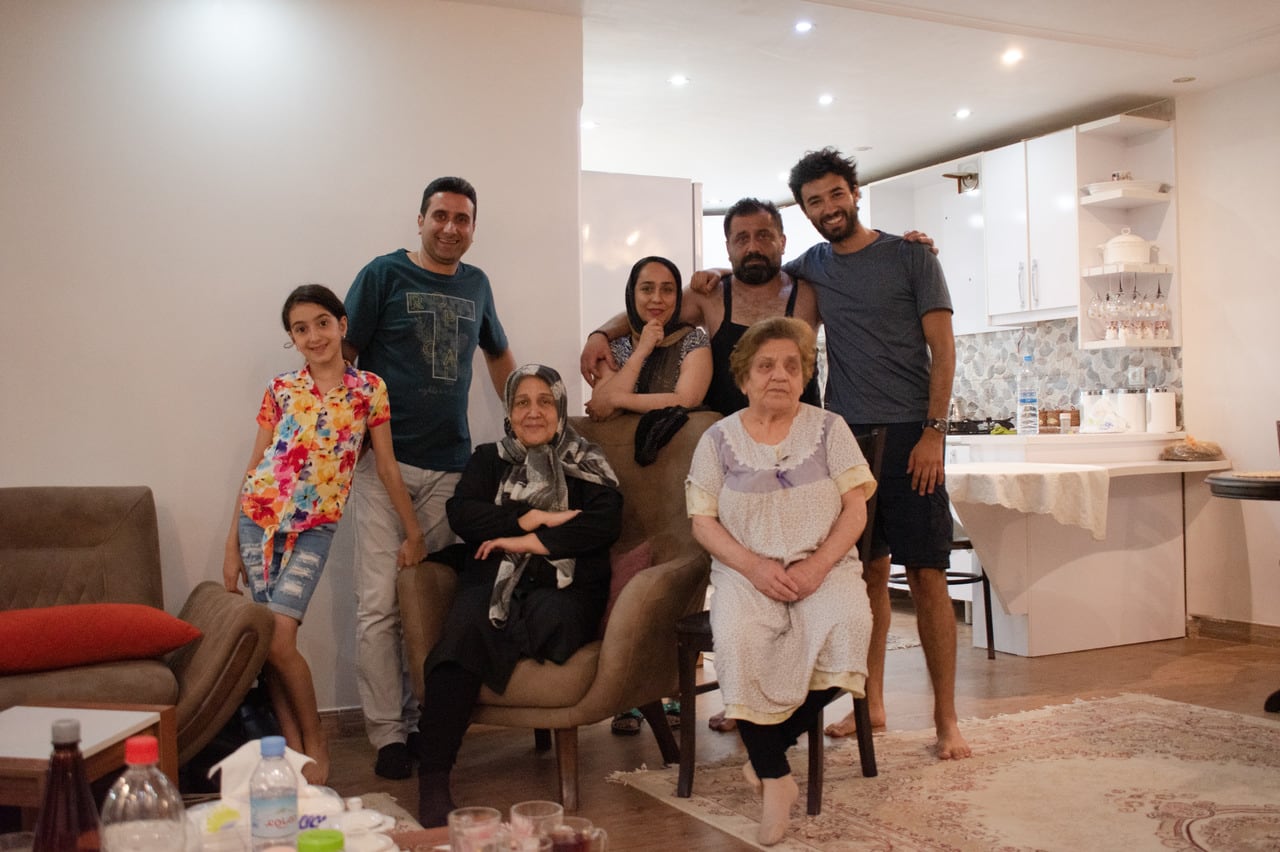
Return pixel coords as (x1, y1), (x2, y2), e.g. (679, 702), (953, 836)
(947, 462), (1110, 539)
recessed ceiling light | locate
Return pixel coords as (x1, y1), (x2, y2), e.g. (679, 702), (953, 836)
(668, 74), (689, 87)
(1001, 47), (1023, 66)
(777, 171), (788, 182)
(1173, 76), (1196, 84)
(954, 107), (971, 119)
(580, 119), (598, 130)
(818, 93), (834, 106)
(794, 20), (813, 34)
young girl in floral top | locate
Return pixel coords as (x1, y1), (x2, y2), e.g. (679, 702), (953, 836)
(223, 284), (427, 784)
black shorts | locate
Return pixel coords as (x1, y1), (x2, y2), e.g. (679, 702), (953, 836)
(849, 421), (953, 569)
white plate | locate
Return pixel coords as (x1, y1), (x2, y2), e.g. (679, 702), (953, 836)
(331, 809), (396, 834)
(1084, 179), (1165, 195)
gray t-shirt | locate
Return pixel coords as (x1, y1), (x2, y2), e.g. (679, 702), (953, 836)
(785, 232), (952, 424)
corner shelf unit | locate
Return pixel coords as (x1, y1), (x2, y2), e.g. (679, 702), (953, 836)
(1075, 114), (1180, 350)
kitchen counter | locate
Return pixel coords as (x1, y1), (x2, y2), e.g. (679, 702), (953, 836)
(943, 441), (1230, 657)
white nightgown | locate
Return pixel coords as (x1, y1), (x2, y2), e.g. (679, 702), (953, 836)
(686, 404), (875, 725)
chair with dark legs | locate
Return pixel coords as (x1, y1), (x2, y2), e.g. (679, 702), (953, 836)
(674, 427), (886, 815)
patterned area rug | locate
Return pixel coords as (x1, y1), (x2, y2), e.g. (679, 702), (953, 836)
(611, 694), (1280, 851)
(884, 631), (919, 651)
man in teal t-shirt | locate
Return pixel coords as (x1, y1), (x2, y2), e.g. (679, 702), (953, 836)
(343, 176), (516, 779)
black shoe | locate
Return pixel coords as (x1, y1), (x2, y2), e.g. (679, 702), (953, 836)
(374, 742), (412, 779)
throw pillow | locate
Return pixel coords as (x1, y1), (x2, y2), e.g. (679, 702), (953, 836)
(599, 540), (653, 635)
(0, 603), (202, 674)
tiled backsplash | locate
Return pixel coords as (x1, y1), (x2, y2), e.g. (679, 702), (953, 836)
(952, 318), (1183, 420)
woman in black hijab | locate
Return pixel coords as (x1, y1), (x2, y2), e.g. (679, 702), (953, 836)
(415, 364), (622, 826)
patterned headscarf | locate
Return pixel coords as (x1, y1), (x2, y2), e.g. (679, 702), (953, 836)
(489, 364), (618, 626)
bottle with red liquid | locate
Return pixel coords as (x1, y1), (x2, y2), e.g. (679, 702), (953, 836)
(33, 719), (101, 852)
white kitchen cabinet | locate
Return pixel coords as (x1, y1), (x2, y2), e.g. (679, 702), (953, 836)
(982, 128), (1080, 324)
(1074, 115), (1181, 349)
(863, 159), (993, 336)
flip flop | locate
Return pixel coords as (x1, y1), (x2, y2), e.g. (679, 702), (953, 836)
(663, 700), (681, 730)
(611, 708), (643, 735)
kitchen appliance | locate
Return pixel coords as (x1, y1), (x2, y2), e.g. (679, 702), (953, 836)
(1115, 388), (1147, 432)
(1146, 387), (1177, 433)
(1099, 228), (1157, 265)
(1080, 390), (1104, 428)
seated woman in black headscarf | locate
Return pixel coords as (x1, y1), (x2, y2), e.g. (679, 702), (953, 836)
(585, 255), (712, 421)
(415, 364), (622, 827)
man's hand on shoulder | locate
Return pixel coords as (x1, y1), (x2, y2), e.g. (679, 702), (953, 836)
(689, 268), (730, 296)
(903, 230), (939, 255)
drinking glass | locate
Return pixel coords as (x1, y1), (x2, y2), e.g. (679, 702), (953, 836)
(449, 807), (503, 852)
(549, 817), (607, 852)
(510, 801), (563, 841)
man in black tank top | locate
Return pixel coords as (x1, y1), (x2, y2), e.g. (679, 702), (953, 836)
(705, 269), (821, 414)
(580, 198), (822, 417)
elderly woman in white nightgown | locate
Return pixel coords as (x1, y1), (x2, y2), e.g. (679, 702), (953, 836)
(685, 317), (874, 847)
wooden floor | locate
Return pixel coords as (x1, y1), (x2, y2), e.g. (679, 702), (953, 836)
(324, 602), (1280, 851)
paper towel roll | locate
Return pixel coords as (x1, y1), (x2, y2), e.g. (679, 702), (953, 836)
(1146, 388), (1177, 432)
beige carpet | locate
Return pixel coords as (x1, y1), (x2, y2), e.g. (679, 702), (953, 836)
(611, 694), (1280, 851)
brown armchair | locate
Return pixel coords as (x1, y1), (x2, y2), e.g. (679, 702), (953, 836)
(0, 486), (275, 766)
(398, 411), (718, 809)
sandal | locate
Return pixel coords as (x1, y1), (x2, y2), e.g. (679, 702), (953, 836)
(611, 708), (644, 736)
(663, 700), (681, 730)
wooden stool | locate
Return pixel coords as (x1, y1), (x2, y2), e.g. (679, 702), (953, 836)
(675, 610), (877, 815)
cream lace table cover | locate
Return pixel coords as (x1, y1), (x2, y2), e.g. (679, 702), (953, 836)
(946, 462), (1110, 540)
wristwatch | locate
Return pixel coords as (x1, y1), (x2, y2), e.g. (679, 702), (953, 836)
(923, 418), (950, 435)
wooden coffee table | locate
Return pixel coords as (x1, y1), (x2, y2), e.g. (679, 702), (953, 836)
(0, 703), (176, 827)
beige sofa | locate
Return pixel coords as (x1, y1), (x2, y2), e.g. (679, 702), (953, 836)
(398, 411), (718, 809)
(0, 486), (275, 766)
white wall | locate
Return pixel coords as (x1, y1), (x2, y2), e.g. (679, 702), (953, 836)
(0, 0), (583, 709)
(1177, 70), (1280, 628)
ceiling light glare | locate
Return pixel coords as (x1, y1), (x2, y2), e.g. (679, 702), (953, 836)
(954, 107), (971, 119)
(855, 146), (872, 152)
(580, 119), (598, 130)
(1001, 47), (1023, 66)
(668, 74), (689, 87)
(818, 93), (834, 106)
(777, 171), (788, 182)
(794, 20), (813, 34)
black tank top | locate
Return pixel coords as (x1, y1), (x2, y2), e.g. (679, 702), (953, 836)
(704, 274), (822, 415)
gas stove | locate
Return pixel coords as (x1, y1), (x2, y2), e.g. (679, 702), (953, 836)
(948, 418), (1014, 435)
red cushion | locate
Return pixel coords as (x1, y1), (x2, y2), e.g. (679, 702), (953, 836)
(599, 540), (653, 635)
(0, 603), (202, 675)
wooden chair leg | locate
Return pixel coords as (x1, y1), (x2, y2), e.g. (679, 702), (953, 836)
(533, 728), (552, 752)
(637, 701), (679, 765)
(553, 727), (578, 811)
(676, 637), (700, 798)
(806, 712), (824, 815)
(981, 570), (996, 660)
(852, 697), (878, 778)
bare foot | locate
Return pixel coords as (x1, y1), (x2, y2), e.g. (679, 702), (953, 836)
(823, 707), (886, 738)
(708, 710), (737, 732)
(935, 721), (971, 760)
(757, 775), (798, 846)
(741, 760), (761, 794)
(301, 746), (331, 785)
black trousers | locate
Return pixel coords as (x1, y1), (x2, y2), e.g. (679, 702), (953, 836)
(736, 687), (842, 779)
(417, 662), (483, 773)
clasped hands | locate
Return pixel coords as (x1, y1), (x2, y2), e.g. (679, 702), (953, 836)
(745, 552), (829, 603)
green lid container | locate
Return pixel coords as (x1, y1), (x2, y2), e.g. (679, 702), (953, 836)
(297, 828), (345, 851)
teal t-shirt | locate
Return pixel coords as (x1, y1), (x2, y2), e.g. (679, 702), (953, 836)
(344, 250), (509, 471)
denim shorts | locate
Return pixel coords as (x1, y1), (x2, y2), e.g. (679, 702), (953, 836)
(848, 421), (953, 569)
(238, 514), (337, 621)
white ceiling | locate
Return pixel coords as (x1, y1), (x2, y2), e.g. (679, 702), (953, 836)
(469, 0), (1280, 208)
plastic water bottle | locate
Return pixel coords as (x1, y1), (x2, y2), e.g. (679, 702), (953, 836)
(33, 719), (101, 852)
(249, 736), (298, 851)
(1015, 353), (1040, 435)
(100, 735), (185, 851)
